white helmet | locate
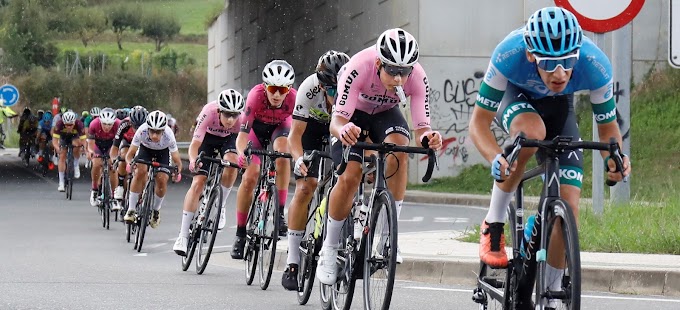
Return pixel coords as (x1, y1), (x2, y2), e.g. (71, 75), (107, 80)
(146, 110), (167, 130)
(262, 59), (295, 86)
(376, 28), (420, 67)
(218, 89), (245, 113)
(62, 111), (77, 124)
(89, 107), (101, 117)
(99, 108), (116, 125)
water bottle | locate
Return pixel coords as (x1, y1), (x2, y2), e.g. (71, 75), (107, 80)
(313, 196), (327, 239)
(520, 215), (536, 258)
(353, 201), (369, 240)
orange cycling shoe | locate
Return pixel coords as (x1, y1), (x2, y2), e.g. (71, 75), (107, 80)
(479, 221), (508, 268)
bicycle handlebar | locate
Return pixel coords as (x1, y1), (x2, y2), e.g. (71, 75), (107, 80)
(504, 133), (627, 186)
(197, 151), (241, 169)
(133, 157), (178, 172)
(336, 140), (438, 183)
(243, 141), (293, 160)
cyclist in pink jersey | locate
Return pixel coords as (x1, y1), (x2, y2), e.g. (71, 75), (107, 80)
(172, 89), (245, 256)
(316, 28), (443, 285)
(87, 108), (121, 207)
(230, 59), (297, 260)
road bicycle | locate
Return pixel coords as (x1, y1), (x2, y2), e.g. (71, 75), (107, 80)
(242, 141), (292, 290)
(182, 151), (240, 274)
(473, 134), (626, 310)
(96, 153), (114, 230)
(130, 157), (177, 252)
(322, 141), (436, 310)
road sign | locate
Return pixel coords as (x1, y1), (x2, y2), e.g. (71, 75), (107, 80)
(555, 0), (645, 33)
(670, 1), (680, 68)
(0, 84), (19, 106)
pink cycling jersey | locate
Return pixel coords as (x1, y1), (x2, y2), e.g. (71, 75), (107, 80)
(334, 47), (431, 130)
(88, 117), (121, 141)
(241, 83), (297, 131)
(193, 101), (241, 142)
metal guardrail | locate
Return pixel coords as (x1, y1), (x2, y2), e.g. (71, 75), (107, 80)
(177, 142), (190, 149)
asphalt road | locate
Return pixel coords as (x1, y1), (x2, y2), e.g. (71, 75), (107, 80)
(1, 152), (678, 309)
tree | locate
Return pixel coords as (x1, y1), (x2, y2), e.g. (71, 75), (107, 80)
(69, 7), (108, 47)
(0, 0), (57, 72)
(108, 5), (142, 50)
(141, 13), (181, 52)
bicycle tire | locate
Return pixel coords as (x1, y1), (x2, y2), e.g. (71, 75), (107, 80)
(363, 190), (397, 310)
(196, 186), (222, 274)
(66, 148), (74, 200)
(297, 193), (325, 305)
(258, 184), (279, 290)
(136, 184), (154, 252)
(102, 172), (111, 230)
(535, 199), (581, 310)
(182, 219), (198, 271)
(328, 217), (357, 310)
(244, 192), (260, 285)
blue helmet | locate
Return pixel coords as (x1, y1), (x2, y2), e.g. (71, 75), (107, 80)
(523, 7), (583, 57)
(42, 111), (53, 122)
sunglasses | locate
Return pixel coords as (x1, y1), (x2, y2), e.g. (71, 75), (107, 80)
(265, 84), (291, 95)
(149, 129), (164, 135)
(220, 111), (240, 119)
(533, 50), (580, 73)
(324, 85), (337, 98)
(381, 63), (413, 77)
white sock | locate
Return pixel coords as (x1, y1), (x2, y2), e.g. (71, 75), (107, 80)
(322, 216), (345, 248)
(74, 158), (80, 167)
(59, 172), (65, 184)
(221, 186), (232, 210)
(485, 182), (513, 223)
(546, 264), (564, 291)
(153, 194), (164, 211)
(395, 200), (403, 220)
(128, 192), (140, 212)
(179, 211), (194, 238)
(286, 229), (304, 265)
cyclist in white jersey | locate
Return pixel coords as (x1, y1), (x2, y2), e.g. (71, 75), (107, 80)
(123, 111), (182, 228)
(281, 50), (350, 290)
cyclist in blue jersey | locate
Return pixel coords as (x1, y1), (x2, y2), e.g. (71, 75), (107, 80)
(469, 7), (631, 309)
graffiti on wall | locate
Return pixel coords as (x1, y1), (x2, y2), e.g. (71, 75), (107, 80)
(424, 71), (508, 167)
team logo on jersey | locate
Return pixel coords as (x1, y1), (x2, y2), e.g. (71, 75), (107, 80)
(338, 70), (359, 106)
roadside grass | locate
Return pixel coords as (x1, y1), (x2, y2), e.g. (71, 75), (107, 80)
(54, 40), (208, 70)
(458, 199), (680, 255)
(3, 130), (19, 148)
(424, 67), (680, 254)
(96, 0), (224, 35)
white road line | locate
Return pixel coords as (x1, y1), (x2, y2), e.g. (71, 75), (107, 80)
(145, 243), (168, 249)
(133, 253), (148, 257)
(399, 216), (424, 222)
(433, 217), (469, 223)
(403, 286), (680, 303)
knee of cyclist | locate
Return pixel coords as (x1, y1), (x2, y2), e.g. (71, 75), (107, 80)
(298, 182), (317, 197)
(191, 178), (206, 191)
(339, 173), (362, 190)
(240, 174), (257, 190)
(275, 157), (290, 166)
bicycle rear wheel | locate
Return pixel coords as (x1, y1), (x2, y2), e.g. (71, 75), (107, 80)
(258, 185), (279, 290)
(182, 219), (199, 271)
(363, 190), (397, 310)
(244, 195), (260, 286)
(196, 187), (222, 274)
(298, 196), (324, 305)
(535, 199), (581, 310)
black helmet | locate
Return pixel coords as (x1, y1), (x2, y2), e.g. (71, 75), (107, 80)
(316, 50), (350, 87)
(129, 106), (148, 127)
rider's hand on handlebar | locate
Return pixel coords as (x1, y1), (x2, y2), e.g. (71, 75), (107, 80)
(189, 157), (201, 173)
(237, 154), (249, 168)
(339, 122), (361, 146)
(419, 131), (443, 150)
(173, 172), (182, 183)
(294, 156), (308, 177)
(491, 153), (515, 181)
(606, 153), (631, 182)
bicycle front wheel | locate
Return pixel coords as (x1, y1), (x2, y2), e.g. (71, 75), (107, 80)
(102, 175), (111, 230)
(244, 195), (260, 286)
(182, 219), (198, 272)
(298, 194), (324, 305)
(363, 190), (397, 310)
(196, 187), (222, 274)
(535, 199), (581, 310)
(135, 189), (154, 253)
(258, 185), (279, 290)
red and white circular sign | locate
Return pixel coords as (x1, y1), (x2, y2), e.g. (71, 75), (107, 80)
(554, 0), (645, 33)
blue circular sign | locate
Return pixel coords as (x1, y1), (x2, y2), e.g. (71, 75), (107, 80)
(0, 84), (20, 106)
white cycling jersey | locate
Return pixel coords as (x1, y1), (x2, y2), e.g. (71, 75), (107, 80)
(131, 123), (178, 152)
(293, 74), (331, 123)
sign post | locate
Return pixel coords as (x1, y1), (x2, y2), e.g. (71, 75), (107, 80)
(555, 0), (644, 212)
